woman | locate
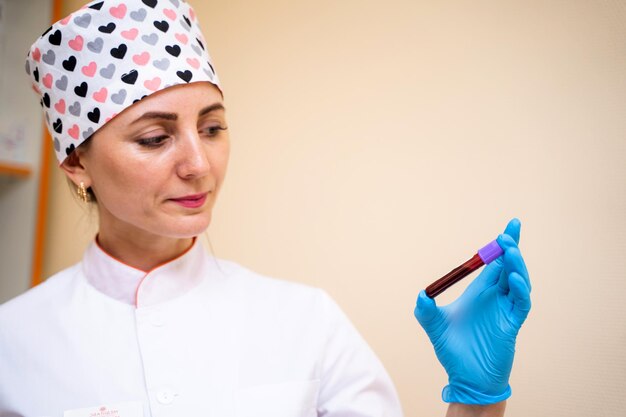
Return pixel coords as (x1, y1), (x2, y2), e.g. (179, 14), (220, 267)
(0, 1), (531, 416)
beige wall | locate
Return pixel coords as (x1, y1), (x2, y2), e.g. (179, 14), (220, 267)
(43, 1), (626, 416)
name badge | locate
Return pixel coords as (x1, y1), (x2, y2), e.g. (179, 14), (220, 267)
(63, 401), (143, 417)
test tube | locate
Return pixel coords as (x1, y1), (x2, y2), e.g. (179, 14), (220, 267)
(425, 239), (504, 298)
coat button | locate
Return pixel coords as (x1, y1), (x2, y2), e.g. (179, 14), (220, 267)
(157, 389), (176, 404)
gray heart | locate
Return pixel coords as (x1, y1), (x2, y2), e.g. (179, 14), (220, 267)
(100, 63), (116, 79)
(203, 67), (213, 78)
(74, 13), (91, 28)
(83, 128), (94, 140)
(180, 19), (191, 31)
(42, 50), (56, 65)
(25, 61), (31, 75)
(55, 75), (68, 91)
(87, 37), (103, 53)
(141, 33), (159, 45)
(169, 0), (180, 6)
(191, 44), (202, 56)
(111, 89), (127, 104)
(53, 137), (60, 152)
(153, 58), (170, 71)
(69, 102), (81, 116)
(130, 8), (147, 22)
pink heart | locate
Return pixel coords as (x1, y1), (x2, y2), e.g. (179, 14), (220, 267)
(106, 113), (118, 123)
(93, 87), (108, 103)
(133, 52), (150, 66)
(42, 73), (53, 89)
(69, 35), (84, 51)
(164, 8), (177, 21)
(144, 77), (162, 91)
(186, 58), (200, 69)
(54, 99), (66, 114)
(175, 33), (188, 45)
(32, 48), (41, 62)
(60, 15), (72, 25)
(189, 9), (196, 21)
(110, 4), (127, 19)
(82, 61), (97, 77)
(121, 28), (139, 40)
(68, 124), (80, 139)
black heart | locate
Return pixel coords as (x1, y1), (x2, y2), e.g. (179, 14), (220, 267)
(43, 93), (51, 108)
(183, 15), (191, 27)
(165, 45), (181, 57)
(207, 61), (215, 75)
(177, 70), (193, 83)
(98, 23), (116, 34)
(196, 38), (205, 51)
(53, 118), (63, 133)
(110, 44), (128, 59)
(65, 144), (75, 156)
(89, 1), (104, 10)
(62, 56), (77, 72)
(41, 26), (53, 37)
(33, 67), (40, 82)
(154, 20), (169, 33)
(142, 0), (158, 8)
(74, 82), (88, 98)
(133, 95), (149, 104)
(88, 108), (101, 123)
(48, 29), (62, 46)
(121, 70), (138, 85)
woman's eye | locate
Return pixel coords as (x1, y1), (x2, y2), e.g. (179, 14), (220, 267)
(202, 125), (228, 137)
(137, 135), (169, 147)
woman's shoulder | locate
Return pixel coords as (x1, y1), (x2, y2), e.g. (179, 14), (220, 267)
(212, 257), (338, 315)
(0, 263), (83, 320)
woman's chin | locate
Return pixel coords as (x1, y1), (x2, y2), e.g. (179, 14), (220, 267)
(167, 216), (212, 239)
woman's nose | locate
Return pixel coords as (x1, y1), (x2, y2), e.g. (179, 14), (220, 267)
(176, 131), (211, 179)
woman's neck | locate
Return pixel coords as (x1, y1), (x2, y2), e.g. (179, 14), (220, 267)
(96, 231), (194, 272)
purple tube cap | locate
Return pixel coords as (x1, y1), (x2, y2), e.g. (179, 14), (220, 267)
(477, 239), (504, 264)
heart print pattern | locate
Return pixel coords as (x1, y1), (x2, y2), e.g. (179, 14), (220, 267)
(26, 0), (220, 162)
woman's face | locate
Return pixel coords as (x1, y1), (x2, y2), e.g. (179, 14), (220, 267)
(67, 82), (229, 241)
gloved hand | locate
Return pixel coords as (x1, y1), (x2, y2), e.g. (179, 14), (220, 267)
(414, 218), (531, 405)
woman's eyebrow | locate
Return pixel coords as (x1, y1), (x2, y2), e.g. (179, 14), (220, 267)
(199, 103), (225, 116)
(131, 103), (225, 125)
(131, 111), (178, 124)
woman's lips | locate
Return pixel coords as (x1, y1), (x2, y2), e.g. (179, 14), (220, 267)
(169, 193), (208, 208)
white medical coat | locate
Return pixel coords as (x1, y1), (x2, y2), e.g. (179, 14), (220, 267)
(0, 241), (403, 417)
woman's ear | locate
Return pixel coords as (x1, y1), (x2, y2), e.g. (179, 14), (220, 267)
(60, 149), (91, 188)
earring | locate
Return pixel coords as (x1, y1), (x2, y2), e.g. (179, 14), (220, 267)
(77, 181), (90, 203)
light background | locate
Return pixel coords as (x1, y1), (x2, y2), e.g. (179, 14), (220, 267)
(0, 0), (49, 302)
(35, 0), (626, 416)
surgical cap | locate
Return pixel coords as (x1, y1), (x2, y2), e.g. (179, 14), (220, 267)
(25, 0), (220, 163)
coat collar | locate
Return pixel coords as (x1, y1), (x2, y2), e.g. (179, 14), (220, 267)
(82, 238), (208, 308)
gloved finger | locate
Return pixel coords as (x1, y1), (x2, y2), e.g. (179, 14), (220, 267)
(414, 290), (446, 344)
(495, 234), (518, 293)
(508, 271), (531, 328)
(502, 246), (531, 292)
(497, 233), (519, 252)
(414, 290), (440, 326)
(503, 218), (521, 245)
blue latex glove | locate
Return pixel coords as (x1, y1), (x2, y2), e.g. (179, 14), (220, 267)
(414, 218), (531, 405)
